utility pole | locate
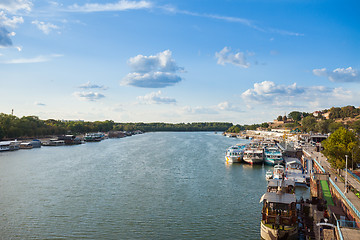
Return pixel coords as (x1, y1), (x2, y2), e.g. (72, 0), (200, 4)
(345, 155), (348, 194)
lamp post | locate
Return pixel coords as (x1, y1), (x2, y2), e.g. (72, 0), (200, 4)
(345, 155), (348, 194)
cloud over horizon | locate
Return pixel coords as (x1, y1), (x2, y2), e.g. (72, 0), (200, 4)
(313, 67), (360, 82)
(73, 91), (105, 101)
(241, 80), (355, 110)
(137, 91), (176, 104)
(215, 47), (250, 68)
(122, 50), (184, 88)
(78, 81), (107, 90)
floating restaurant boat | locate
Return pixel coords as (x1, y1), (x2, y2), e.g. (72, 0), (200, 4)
(260, 180), (298, 240)
(273, 164), (285, 180)
(0, 140), (20, 151)
(264, 146), (284, 166)
(42, 139), (65, 146)
(20, 142), (33, 149)
(243, 147), (264, 165)
(225, 144), (245, 163)
(29, 139), (42, 148)
(84, 132), (104, 142)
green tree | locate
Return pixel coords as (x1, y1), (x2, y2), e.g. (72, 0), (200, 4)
(288, 111), (302, 121)
(322, 127), (359, 169)
(301, 116), (317, 133)
(277, 115), (283, 121)
(350, 120), (360, 135)
(315, 119), (331, 134)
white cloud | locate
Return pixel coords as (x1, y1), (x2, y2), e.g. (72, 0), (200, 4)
(32, 20), (59, 34)
(68, 0), (152, 12)
(2, 54), (62, 64)
(0, 0), (32, 13)
(137, 91), (176, 104)
(215, 47), (250, 68)
(241, 80), (356, 110)
(73, 92), (105, 101)
(0, 11), (24, 28)
(78, 81), (107, 90)
(242, 81), (304, 103)
(313, 67), (360, 82)
(121, 50), (184, 88)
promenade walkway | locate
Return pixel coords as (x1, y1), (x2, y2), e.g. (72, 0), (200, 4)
(305, 147), (360, 221)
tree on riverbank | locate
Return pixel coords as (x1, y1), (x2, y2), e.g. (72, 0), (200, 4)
(0, 113), (233, 140)
(322, 127), (360, 169)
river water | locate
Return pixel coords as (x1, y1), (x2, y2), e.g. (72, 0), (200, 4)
(0, 132), (308, 239)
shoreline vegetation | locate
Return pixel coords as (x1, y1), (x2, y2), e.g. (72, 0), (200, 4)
(2, 105), (360, 141)
(0, 113), (232, 140)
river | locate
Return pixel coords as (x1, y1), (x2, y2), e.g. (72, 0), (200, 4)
(0, 132), (307, 239)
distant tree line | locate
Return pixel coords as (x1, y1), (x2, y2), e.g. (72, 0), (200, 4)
(0, 113), (233, 140)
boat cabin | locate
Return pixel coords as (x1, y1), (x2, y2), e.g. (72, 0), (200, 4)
(260, 192), (297, 228)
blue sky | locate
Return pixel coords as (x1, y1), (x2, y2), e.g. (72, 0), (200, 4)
(0, 0), (359, 124)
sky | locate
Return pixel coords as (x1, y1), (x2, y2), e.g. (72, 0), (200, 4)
(0, 0), (359, 124)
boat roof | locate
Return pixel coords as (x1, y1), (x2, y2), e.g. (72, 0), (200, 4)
(259, 192), (296, 204)
(274, 164), (284, 169)
(267, 179), (295, 188)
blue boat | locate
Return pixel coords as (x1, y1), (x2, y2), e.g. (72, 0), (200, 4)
(264, 146), (284, 166)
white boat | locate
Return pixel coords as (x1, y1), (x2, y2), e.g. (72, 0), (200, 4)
(225, 145), (245, 163)
(42, 139), (65, 146)
(0, 140), (20, 151)
(264, 146), (284, 166)
(265, 170), (273, 180)
(273, 164), (285, 179)
(284, 158), (308, 187)
(260, 191), (298, 240)
(243, 147), (264, 165)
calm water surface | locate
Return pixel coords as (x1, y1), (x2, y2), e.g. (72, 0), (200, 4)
(0, 132), (307, 239)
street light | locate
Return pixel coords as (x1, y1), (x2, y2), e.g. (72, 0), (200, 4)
(345, 155), (348, 194)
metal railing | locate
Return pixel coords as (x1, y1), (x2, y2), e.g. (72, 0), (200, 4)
(330, 178), (360, 219)
(337, 220), (345, 240)
(313, 157), (326, 173)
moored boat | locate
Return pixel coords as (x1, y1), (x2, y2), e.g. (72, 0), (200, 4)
(225, 144), (245, 163)
(273, 164), (285, 180)
(284, 157), (309, 187)
(0, 140), (20, 151)
(264, 146), (284, 166)
(243, 147), (264, 165)
(20, 142), (33, 149)
(84, 132), (104, 142)
(42, 139), (65, 146)
(260, 187), (298, 240)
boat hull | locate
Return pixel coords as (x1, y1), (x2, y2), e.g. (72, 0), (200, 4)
(225, 156), (242, 163)
(264, 158), (283, 166)
(260, 221), (297, 240)
(243, 157), (263, 165)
